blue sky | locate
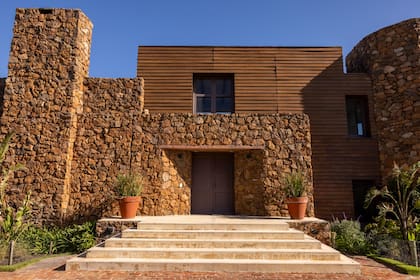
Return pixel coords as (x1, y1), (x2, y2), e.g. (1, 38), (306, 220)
(0, 0), (419, 78)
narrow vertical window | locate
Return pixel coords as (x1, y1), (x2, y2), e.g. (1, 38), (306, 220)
(346, 96), (370, 137)
(193, 74), (234, 114)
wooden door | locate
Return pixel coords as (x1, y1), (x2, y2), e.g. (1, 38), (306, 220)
(191, 152), (234, 214)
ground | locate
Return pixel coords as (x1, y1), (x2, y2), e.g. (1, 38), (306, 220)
(1, 255), (417, 280)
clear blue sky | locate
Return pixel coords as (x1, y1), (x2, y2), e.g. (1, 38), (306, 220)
(1, 0), (419, 78)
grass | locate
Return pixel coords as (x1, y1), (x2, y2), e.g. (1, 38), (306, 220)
(368, 254), (420, 276)
(0, 253), (70, 272)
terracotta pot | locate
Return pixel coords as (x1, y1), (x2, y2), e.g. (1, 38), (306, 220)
(285, 196), (308, 220)
(118, 196), (141, 219)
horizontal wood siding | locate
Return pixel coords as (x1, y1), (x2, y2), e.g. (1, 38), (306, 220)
(137, 46), (380, 219)
(138, 47), (345, 113)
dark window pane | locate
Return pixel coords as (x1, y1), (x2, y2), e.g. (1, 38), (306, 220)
(194, 79), (212, 95)
(346, 96), (370, 137)
(193, 74), (234, 114)
(196, 96), (211, 113)
(216, 79), (233, 97)
(216, 97), (233, 113)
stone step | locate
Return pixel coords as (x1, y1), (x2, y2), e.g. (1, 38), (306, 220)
(86, 245), (340, 261)
(137, 221), (290, 231)
(66, 256), (360, 273)
(121, 228), (304, 240)
(66, 215), (360, 274)
(105, 237), (322, 249)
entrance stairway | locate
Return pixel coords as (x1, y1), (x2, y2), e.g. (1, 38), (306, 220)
(66, 216), (360, 273)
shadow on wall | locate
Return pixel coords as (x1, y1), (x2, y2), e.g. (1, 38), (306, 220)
(301, 56), (381, 220)
(162, 150), (192, 215)
(160, 149), (268, 216)
(63, 195), (117, 226)
(234, 150), (267, 216)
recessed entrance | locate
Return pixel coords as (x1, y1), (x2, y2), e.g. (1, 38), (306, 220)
(191, 152), (234, 214)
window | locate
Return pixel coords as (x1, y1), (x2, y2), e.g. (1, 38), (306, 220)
(346, 95), (370, 137)
(193, 74), (234, 114)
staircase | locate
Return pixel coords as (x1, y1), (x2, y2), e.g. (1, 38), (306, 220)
(66, 216), (360, 273)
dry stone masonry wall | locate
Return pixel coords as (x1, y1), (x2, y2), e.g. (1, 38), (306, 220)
(69, 111), (314, 220)
(132, 113), (314, 217)
(347, 18), (420, 179)
(0, 8), (92, 223)
(69, 77), (144, 222)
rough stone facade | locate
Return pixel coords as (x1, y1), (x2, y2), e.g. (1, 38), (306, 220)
(70, 112), (313, 221)
(0, 8), (92, 223)
(347, 18), (420, 179)
(69, 77), (144, 222)
(135, 113), (313, 217)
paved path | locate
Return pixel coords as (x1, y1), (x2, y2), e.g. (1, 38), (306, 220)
(1, 255), (417, 280)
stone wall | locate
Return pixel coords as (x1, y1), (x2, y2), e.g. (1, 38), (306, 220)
(0, 8), (92, 223)
(137, 113), (314, 217)
(69, 112), (314, 220)
(68, 77), (144, 222)
(346, 18), (420, 179)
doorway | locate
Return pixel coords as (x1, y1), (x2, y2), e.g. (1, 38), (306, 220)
(191, 152), (234, 214)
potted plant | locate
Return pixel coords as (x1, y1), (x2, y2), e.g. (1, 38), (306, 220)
(114, 173), (143, 219)
(284, 170), (308, 220)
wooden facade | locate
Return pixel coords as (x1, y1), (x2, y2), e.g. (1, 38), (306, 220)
(137, 46), (380, 219)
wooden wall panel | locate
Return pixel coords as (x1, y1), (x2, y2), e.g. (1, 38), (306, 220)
(137, 46), (380, 219)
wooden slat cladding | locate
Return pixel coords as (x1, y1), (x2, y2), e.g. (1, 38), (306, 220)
(137, 46), (380, 219)
(303, 73), (380, 218)
(137, 46), (343, 113)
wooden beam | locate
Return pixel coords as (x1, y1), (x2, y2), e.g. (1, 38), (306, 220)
(158, 145), (265, 152)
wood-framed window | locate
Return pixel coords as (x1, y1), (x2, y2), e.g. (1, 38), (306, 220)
(193, 73), (234, 114)
(345, 95), (371, 137)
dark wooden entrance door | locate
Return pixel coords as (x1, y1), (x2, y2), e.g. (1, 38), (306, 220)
(191, 152), (234, 214)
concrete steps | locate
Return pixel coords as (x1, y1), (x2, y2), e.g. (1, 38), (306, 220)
(66, 216), (360, 274)
(66, 256), (358, 273)
(122, 228), (305, 240)
(137, 221), (290, 231)
(86, 245), (340, 260)
(105, 237), (322, 249)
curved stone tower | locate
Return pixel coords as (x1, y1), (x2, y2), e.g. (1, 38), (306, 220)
(347, 18), (420, 180)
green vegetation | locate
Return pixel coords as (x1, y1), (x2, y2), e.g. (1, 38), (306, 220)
(0, 222), (95, 267)
(0, 132), (96, 268)
(283, 171), (306, 197)
(364, 161), (420, 241)
(23, 222), (96, 254)
(369, 255), (420, 275)
(331, 162), (420, 273)
(0, 132), (31, 244)
(114, 173), (144, 197)
(331, 218), (371, 255)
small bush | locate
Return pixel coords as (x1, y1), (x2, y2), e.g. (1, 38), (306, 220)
(23, 222), (96, 254)
(331, 218), (370, 255)
(283, 171), (306, 197)
(114, 173), (144, 197)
